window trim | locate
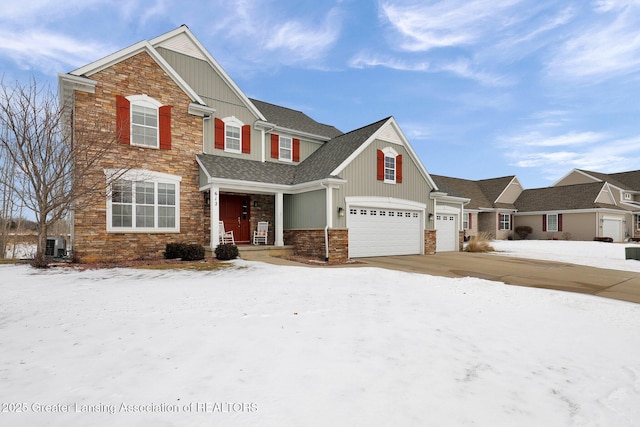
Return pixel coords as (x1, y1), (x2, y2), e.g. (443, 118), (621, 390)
(546, 213), (559, 232)
(223, 117), (243, 153)
(499, 213), (511, 230)
(279, 135), (293, 162)
(381, 147), (398, 184)
(105, 169), (182, 233)
(127, 95), (162, 149)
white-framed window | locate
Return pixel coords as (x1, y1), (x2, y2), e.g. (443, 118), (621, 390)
(381, 147), (398, 184)
(128, 95), (161, 148)
(106, 169), (181, 232)
(384, 156), (396, 181)
(499, 213), (511, 230)
(546, 213), (559, 232)
(280, 136), (292, 161)
(223, 117), (243, 153)
(463, 213), (469, 229)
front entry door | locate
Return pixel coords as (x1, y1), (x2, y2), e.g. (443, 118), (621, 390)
(220, 195), (251, 243)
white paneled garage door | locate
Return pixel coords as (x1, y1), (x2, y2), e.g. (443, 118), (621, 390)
(436, 214), (458, 252)
(602, 217), (623, 242)
(348, 206), (422, 258)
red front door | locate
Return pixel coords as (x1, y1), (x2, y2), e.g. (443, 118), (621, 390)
(220, 195), (251, 243)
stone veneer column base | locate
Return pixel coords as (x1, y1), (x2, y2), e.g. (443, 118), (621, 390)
(424, 229), (436, 254)
(283, 228), (349, 264)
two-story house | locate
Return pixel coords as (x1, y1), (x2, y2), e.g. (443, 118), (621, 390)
(58, 25), (461, 263)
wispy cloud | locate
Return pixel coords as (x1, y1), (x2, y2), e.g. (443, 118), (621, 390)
(505, 131), (607, 147)
(547, 1), (640, 81)
(0, 29), (114, 73)
(264, 8), (343, 62)
(349, 52), (429, 71)
(379, 0), (525, 52)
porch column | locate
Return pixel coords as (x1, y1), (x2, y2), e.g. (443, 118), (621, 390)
(275, 191), (284, 246)
(209, 186), (220, 250)
(325, 185), (333, 228)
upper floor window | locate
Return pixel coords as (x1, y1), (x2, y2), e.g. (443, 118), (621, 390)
(377, 147), (403, 184)
(214, 117), (251, 154)
(270, 134), (300, 162)
(279, 136), (292, 162)
(225, 122), (241, 153)
(116, 95), (171, 150)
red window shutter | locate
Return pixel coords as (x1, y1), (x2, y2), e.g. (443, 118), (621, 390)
(159, 105), (171, 150)
(469, 214), (472, 229)
(558, 214), (563, 231)
(214, 118), (224, 150)
(376, 150), (384, 180)
(242, 125), (251, 154)
(116, 95), (130, 145)
(510, 214), (513, 230)
(293, 138), (300, 162)
(542, 214), (547, 232)
(271, 134), (279, 158)
(396, 154), (403, 183)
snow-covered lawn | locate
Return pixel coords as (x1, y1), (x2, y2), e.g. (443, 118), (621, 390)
(491, 239), (640, 273)
(1, 241), (639, 426)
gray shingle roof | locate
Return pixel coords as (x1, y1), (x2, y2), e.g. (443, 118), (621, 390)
(197, 154), (296, 185)
(514, 182), (621, 212)
(430, 175), (516, 209)
(250, 98), (343, 139)
(198, 117), (389, 185)
(292, 118), (390, 183)
(577, 169), (640, 191)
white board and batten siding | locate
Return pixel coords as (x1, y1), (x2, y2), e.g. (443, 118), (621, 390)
(346, 197), (425, 258)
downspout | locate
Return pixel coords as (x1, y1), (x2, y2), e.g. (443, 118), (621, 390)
(320, 182), (330, 262)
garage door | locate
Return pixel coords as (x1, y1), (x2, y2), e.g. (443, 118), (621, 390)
(436, 214), (457, 252)
(348, 207), (422, 257)
(602, 218), (623, 242)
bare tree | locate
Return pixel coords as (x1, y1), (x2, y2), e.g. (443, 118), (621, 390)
(0, 77), (122, 267)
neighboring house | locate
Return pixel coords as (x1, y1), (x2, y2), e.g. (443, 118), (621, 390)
(59, 25), (461, 263)
(430, 175), (523, 240)
(513, 181), (630, 241)
(542, 168), (640, 241)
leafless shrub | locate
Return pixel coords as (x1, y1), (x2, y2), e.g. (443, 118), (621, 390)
(465, 232), (495, 252)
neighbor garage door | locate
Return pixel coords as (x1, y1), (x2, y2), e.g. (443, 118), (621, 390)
(436, 214), (458, 252)
(348, 206), (422, 258)
(602, 217), (623, 242)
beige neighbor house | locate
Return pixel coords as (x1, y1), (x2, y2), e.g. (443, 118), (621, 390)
(58, 25), (463, 263)
(430, 175), (523, 240)
(511, 168), (640, 242)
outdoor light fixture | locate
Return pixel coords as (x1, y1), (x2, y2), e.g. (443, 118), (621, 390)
(338, 207), (345, 217)
(428, 213), (434, 221)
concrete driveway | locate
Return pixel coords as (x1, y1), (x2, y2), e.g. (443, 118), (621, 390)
(356, 252), (640, 304)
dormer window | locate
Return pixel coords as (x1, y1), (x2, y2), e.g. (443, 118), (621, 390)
(270, 134), (300, 162)
(377, 147), (403, 184)
(214, 117), (251, 154)
(279, 136), (292, 162)
(624, 193), (632, 200)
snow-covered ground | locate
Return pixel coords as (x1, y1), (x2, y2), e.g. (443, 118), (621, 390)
(491, 239), (640, 273)
(1, 241), (639, 426)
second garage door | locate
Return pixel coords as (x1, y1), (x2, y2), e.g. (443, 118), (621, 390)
(436, 214), (458, 252)
(348, 206), (422, 258)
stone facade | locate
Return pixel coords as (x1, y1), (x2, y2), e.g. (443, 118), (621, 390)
(424, 230), (436, 254)
(72, 51), (205, 262)
(283, 228), (349, 264)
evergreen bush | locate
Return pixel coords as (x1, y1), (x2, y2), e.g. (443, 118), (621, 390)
(215, 244), (239, 261)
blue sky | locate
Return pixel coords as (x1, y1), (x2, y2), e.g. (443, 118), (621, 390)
(2, 0), (639, 189)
